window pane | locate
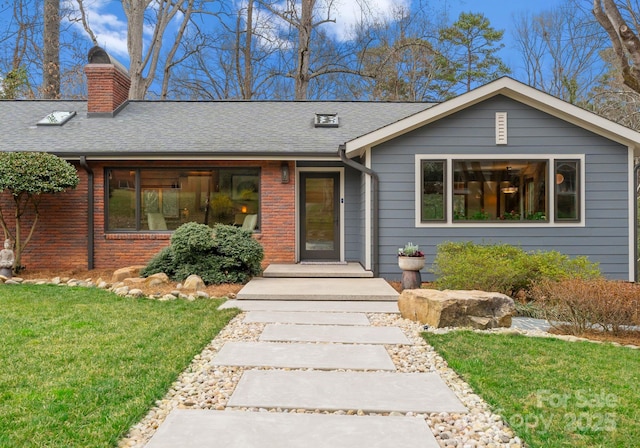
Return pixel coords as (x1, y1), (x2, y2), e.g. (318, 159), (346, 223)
(107, 169), (136, 230)
(107, 168), (260, 232)
(215, 169), (260, 228)
(421, 161), (445, 221)
(141, 170), (184, 230)
(555, 160), (579, 221)
(453, 160), (547, 222)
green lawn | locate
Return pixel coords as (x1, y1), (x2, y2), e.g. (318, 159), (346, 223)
(423, 331), (640, 448)
(0, 285), (238, 448)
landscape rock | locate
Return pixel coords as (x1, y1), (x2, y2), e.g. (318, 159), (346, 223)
(182, 274), (205, 291)
(398, 289), (515, 329)
(147, 273), (170, 287)
(128, 289), (144, 298)
(112, 266), (146, 283)
(113, 286), (130, 296)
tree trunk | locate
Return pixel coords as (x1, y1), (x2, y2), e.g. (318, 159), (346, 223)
(243, 0), (254, 99)
(43, 0), (60, 99)
(294, 0), (314, 100)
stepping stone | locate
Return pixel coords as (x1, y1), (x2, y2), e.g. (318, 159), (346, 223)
(244, 311), (371, 325)
(228, 370), (468, 414)
(145, 409), (439, 448)
(220, 300), (399, 313)
(260, 324), (412, 345)
(212, 342), (395, 370)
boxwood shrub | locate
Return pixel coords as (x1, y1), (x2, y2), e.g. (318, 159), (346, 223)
(141, 222), (263, 284)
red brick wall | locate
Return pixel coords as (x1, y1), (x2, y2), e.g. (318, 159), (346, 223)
(0, 164), (89, 271)
(0, 160), (296, 272)
(84, 64), (131, 114)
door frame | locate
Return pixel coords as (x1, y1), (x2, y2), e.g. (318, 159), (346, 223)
(296, 167), (345, 262)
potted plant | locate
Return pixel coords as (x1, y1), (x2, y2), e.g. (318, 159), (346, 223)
(397, 242), (426, 271)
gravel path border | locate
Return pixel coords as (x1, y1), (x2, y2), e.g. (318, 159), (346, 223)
(118, 312), (527, 448)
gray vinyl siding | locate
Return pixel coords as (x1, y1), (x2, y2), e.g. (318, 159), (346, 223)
(344, 165), (364, 263)
(372, 96), (631, 281)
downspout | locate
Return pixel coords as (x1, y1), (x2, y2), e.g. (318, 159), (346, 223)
(339, 144), (379, 277)
(79, 156), (94, 270)
(634, 163), (640, 282)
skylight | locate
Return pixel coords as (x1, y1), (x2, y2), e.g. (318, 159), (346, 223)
(314, 113), (339, 127)
(37, 111), (76, 126)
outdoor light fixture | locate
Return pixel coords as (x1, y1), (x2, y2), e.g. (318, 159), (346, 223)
(281, 162), (290, 184)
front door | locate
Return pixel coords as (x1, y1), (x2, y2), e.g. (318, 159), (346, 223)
(299, 172), (340, 261)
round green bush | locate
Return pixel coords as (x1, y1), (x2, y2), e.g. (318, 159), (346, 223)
(141, 222), (264, 285)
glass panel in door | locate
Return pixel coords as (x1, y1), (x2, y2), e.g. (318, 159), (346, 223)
(299, 172), (340, 261)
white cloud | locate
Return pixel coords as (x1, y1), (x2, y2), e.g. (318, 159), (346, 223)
(64, 0), (130, 60)
(326, 0), (410, 41)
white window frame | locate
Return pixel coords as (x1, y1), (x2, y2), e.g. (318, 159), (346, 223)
(415, 154), (586, 228)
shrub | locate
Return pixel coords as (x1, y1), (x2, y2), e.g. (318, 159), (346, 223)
(433, 241), (600, 296)
(141, 223), (263, 284)
(530, 278), (640, 335)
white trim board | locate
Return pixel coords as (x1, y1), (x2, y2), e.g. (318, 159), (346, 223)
(345, 77), (640, 158)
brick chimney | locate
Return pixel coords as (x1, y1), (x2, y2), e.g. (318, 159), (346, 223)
(84, 46), (131, 117)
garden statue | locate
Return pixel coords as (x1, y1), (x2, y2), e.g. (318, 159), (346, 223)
(0, 239), (14, 278)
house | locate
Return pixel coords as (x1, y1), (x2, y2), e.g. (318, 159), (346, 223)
(1, 47), (639, 281)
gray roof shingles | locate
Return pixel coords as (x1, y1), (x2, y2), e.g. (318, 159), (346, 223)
(0, 100), (432, 158)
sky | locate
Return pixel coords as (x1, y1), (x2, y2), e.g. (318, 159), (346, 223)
(445, 0), (568, 72)
(57, 0), (570, 86)
(67, 0), (568, 61)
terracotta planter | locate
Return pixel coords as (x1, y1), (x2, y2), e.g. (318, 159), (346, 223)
(398, 256), (425, 271)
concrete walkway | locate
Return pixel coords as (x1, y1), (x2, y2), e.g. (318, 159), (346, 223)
(236, 263), (399, 301)
(144, 300), (467, 448)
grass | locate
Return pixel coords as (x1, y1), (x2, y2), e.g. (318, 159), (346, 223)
(0, 285), (239, 448)
(423, 331), (640, 448)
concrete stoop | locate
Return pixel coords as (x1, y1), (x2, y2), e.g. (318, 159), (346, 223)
(236, 277), (399, 301)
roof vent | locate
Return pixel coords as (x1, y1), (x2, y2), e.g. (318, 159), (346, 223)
(37, 111), (76, 126)
(495, 112), (507, 145)
(315, 113), (339, 127)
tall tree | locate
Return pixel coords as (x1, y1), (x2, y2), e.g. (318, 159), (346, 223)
(42, 0), (60, 98)
(0, 0), (41, 98)
(592, 0), (640, 94)
(514, 3), (607, 103)
(257, 0), (371, 100)
(75, 0), (207, 99)
(439, 12), (510, 93)
(258, 0), (336, 99)
(588, 48), (640, 130)
(360, 5), (454, 101)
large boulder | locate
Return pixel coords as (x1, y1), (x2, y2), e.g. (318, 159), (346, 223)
(398, 289), (515, 329)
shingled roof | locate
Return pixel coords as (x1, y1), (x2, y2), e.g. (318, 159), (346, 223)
(0, 100), (432, 159)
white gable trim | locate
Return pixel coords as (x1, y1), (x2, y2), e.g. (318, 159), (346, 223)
(344, 77), (640, 158)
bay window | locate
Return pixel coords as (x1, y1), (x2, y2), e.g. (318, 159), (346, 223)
(107, 168), (260, 231)
(418, 156), (582, 224)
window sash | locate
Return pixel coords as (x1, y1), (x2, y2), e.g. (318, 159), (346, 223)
(106, 167), (260, 231)
(416, 156), (582, 226)
(420, 160), (446, 222)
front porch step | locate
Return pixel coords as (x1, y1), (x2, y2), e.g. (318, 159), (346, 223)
(263, 263), (374, 278)
(236, 277), (399, 301)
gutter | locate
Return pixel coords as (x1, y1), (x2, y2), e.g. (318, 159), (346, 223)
(79, 156), (94, 270)
(339, 144), (379, 277)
